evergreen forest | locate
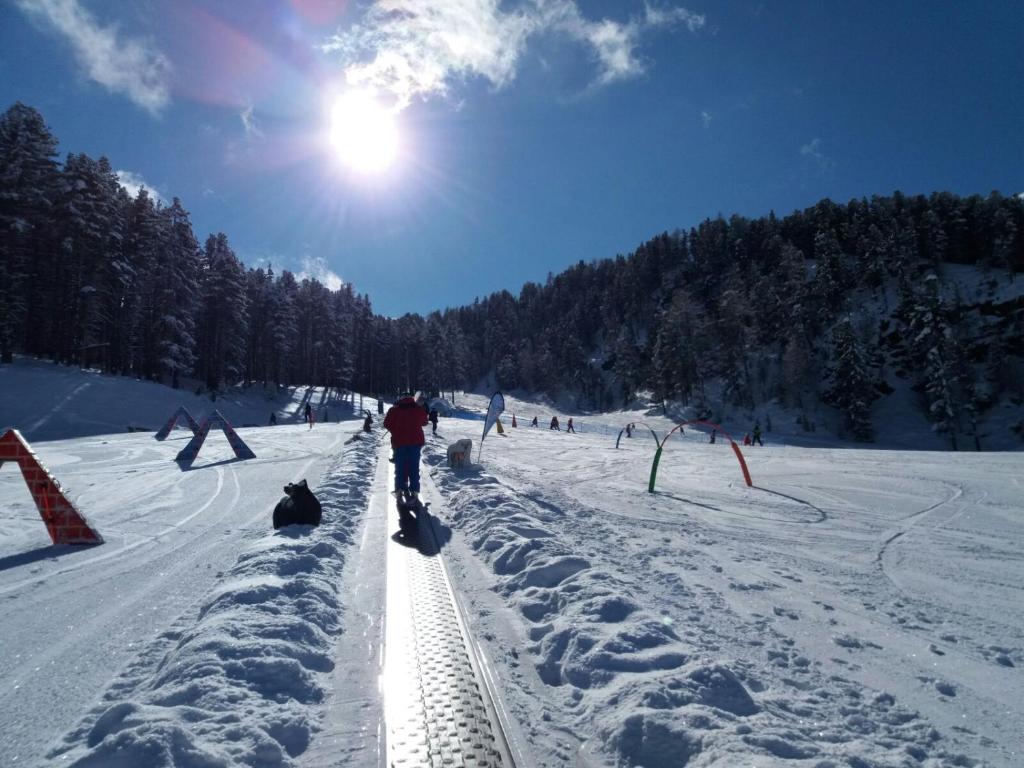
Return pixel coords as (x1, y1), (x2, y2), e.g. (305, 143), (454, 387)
(2, 103), (1022, 446)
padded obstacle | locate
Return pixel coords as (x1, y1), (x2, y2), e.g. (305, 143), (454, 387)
(155, 406), (200, 441)
(175, 410), (256, 463)
(0, 429), (104, 545)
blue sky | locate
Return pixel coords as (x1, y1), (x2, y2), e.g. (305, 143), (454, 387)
(1, 1), (1021, 316)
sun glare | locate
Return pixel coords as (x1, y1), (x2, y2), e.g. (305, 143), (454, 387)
(328, 90), (399, 174)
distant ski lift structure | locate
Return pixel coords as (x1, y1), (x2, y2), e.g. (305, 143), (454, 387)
(0, 428), (104, 545)
(174, 410), (256, 464)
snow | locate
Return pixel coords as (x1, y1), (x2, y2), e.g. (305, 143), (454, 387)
(419, 397), (1023, 766)
(1, 363), (1022, 767)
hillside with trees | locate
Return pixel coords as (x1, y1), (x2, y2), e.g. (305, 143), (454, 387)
(2, 102), (1022, 447)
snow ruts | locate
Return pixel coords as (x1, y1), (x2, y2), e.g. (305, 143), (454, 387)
(46, 428), (378, 767)
(384, 444), (518, 767)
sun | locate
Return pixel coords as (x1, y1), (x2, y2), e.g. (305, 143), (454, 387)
(328, 90), (399, 174)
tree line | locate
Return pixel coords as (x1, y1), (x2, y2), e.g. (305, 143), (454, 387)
(2, 102), (1022, 445)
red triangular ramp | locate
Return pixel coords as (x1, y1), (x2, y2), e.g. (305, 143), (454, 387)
(155, 406), (200, 441)
(175, 410), (255, 463)
(0, 429), (104, 545)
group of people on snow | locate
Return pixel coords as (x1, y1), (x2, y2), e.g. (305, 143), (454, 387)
(742, 421), (764, 446)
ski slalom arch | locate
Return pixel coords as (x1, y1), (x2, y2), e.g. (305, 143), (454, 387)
(614, 421), (662, 450)
(648, 419), (752, 493)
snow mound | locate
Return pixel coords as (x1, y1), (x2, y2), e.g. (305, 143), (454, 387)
(49, 434), (378, 766)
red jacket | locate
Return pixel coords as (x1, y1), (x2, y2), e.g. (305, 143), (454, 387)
(384, 397), (428, 447)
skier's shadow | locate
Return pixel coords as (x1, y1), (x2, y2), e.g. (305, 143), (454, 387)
(391, 504), (452, 556)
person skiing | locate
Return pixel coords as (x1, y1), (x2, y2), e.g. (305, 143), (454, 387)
(363, 410), (373, 433)
(625, 423), (632, 438)
(304, 402), (312, 425)
(549, 416), (560, 430)
(531, 416), (538, 427)
(377, 398), (384, 415)
(752, 421), (763, 446)
(269, 412), (277, 426)
(566, 417), (576, 434)
(384, 393), (428, 504)
(709, 428), (716, 444)
(428, 407), (439, 435)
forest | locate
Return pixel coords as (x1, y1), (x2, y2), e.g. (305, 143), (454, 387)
(2, 102), (1022, 445)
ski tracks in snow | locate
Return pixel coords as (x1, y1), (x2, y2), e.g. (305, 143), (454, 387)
(419, 438), (989, 768)
(40, 430), (380, 766)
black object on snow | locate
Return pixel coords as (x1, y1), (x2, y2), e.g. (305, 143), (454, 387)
(273, 479), (322, 528)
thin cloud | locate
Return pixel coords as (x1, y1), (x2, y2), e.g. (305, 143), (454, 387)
(15, 0), (171, 114)
(298, 256), (344, 292)
(240, 104), (263, 138)
(800, 137), (835, 171)
(700, 109), (712, 128)
(323, 0), (705, 108)
(116, 169), (164, 204)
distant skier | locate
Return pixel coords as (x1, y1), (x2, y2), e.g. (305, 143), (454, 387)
(429, 407), (439, 435)
(625, 423), (632, 438)
(566, 417), (575, 434)
(549, 416), (560, 431)
(304, 403), (312, 426)
(384, 393), (428, 505)
(752, 422), (763, 446)
(531, 416), (538, 427)
(709, 429), (716, 444)
(363, 410), (373, 433)
(269, 412), (277, 426)
(378, 398), (384, 415)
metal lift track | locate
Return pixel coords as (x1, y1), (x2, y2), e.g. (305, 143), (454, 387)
(384, 462), (516, 767)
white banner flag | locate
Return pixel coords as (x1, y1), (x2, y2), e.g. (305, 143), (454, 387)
(480, 391), (505, 459)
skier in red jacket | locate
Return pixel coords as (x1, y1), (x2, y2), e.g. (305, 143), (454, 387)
(384, 393), (429, 504)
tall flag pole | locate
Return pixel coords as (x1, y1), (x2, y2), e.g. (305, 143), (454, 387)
(479, 392), (505, 461)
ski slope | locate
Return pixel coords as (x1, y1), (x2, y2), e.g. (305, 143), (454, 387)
(422, 412), (1023, 766)
(0, 365), (1021, 766)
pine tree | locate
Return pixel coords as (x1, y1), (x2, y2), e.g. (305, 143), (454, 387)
(122, 188), (162, 378)
(0, 103), (60, 363)
(152, 198), (201, 388)
(197, 233), (249, 390)
(824, 317), (877, 441)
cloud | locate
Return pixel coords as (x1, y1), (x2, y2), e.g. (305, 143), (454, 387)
(800, 137), (835, 171)
(239, 104), (263, 138)
(116, 169), (164, 203)
(323, 0), (704, 108)
(298, 256), (344, 291)
(15, 0), (171, 114)
(700, 109), (712, 128)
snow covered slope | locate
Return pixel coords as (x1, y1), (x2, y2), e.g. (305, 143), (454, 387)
(420, 413), (1024, 767)
(0, 422), (372, 764)
(1, 362), (1021, 767)
(0, 357), (375, 442)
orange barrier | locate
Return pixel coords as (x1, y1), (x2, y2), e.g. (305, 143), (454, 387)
(0, 429), (104, 545)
